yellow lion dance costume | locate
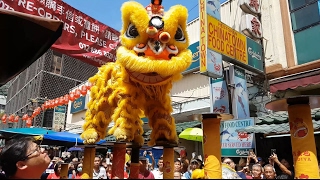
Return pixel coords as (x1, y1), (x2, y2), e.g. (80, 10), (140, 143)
(81, 1), (192, 146)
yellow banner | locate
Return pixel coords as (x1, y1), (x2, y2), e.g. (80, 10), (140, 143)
(207, 15), (248, 65)
(199, 0), (207, 72)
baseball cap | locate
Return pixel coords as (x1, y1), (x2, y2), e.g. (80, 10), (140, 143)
(191, 159), (200, 164)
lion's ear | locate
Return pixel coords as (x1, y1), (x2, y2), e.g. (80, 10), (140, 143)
(162, 5), (189, 50)
(120, 1), (149, 48)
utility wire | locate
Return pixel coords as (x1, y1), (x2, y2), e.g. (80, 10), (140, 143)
(188, 3), (198, 13)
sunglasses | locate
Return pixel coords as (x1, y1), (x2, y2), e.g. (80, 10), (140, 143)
(22, 145), (41, 161)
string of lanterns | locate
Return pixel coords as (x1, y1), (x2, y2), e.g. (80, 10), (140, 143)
(1, 84), (92, 128)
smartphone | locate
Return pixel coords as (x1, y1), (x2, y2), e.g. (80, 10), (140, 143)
(271, 149), (276, 155)
(249, 149), (254, 155)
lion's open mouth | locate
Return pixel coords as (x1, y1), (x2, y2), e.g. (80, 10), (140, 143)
(127, 70), (170, 84)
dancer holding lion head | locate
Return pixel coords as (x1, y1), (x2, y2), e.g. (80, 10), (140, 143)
(80, 1), (192, 147)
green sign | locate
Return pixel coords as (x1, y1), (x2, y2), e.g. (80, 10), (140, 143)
(246, 37), (264, 73)
(54, 106), (66, 113)
(234, 66), (246, 79)
(221, 148), (255, 157)
(70, 96), (87, 114)
(184, 41), (200, 73)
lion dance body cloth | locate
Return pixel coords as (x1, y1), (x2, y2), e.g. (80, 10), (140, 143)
(80, 1), (192, 146)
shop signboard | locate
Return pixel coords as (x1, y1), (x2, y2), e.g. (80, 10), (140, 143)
(220, 118), (255, 157)
(199, 0), (223, 78)
(185, 41), (200, 73)
(210, 78), (230, 114)
(246, 37), (263, 73)
(70, 95), (88, 114)
(52, 105), (66, 131)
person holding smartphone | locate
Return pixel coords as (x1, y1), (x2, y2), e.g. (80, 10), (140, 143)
(269, 152), (294, 179)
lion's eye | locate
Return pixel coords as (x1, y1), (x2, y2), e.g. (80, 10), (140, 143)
(126, 23), (139, 38)
(174, 26), (186, 42)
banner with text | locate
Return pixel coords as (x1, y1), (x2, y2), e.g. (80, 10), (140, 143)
(0, 0), (120, 67)
(220, 118), (255, 157)
(210, 77), (230, 114)
(199, 0), (223, 79)
(70, 94), (88, 114)
(184, 41), (200, 74)
(229, 65), (250, 119)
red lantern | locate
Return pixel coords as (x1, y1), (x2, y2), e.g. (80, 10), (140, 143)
(26, 118), (32, 127)
(1, 114), (7, 124)
(22, 114), (28, 121)
(54, 98), (59, 107)
(14, 116), (19, 123)
(64, 94), (70, 104)
(58, 96), (64, 106)
(74, 89), (81, 99)
(41, 104), (46, 111)
(87, 83), (93, 90)
(69, 92), (76, 102)
(80, 86), (88, 96)
(8, 114), (14, 122)
(50, 100), (55, 108)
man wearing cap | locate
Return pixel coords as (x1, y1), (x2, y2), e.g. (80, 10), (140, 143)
(184, 159), (201, 179)
(139, 156), (155, 179)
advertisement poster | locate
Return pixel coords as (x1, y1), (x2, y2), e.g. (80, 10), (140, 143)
(52, 105), (66, 131)
(0, 0), (120, 67)
(210, 78), (230, 114)
(230, 65), (250, 119)
(206, 0), (221, 20)
(220, 118), (255, 157)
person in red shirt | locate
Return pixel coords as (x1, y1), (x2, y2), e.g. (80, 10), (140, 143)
(47, 162), (62, 179)
(139, 156), (155, 179)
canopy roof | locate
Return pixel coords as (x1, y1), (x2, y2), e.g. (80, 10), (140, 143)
(43, 131), (106, 145)
(0, 127), (55, 136)
(237, 108), (320, 134)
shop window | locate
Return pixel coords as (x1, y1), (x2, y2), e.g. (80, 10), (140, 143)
(51, 54), (62, 75)
(289, 0), (320, 64)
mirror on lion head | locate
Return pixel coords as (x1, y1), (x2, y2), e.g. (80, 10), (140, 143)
(118, 1), (191, 85)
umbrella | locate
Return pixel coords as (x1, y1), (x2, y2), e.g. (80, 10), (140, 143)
(0, 8), (63, 86)
(179, 128), (203, 142)
(68, 147), (84, 152)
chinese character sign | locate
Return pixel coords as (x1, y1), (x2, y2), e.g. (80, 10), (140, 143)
(220, 118), (255, 157)
(0, 0), (120, 67)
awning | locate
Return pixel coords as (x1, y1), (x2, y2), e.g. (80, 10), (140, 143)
(43, 131), (106, 145)
(0, 8), (63, 86)
(269, 69), (320, 93)
(0, 127), (55, 136)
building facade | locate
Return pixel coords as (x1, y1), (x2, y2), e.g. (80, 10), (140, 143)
(3, 50), (98, 129)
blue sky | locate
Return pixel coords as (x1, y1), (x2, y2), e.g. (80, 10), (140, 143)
(62, 0), (199, 31)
